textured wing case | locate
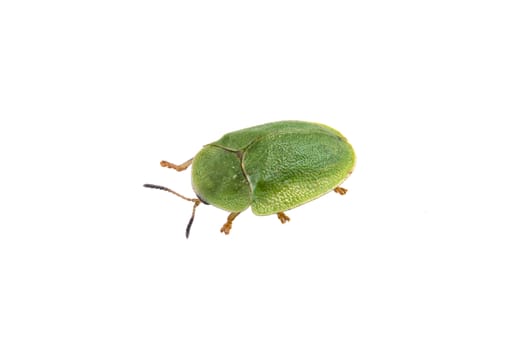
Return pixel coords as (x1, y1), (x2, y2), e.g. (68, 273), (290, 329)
(243, 128), (354, 215)
(193, 121), (355, 215)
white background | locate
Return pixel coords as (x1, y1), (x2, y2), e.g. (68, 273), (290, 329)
(1, 1), (524, 349)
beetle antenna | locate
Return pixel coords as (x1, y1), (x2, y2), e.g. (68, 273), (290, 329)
(144, 184), (196, 202)
(143, 184), (201, 238)
(185, 200), (200, 239)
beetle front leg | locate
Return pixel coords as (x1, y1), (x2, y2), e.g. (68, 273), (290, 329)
(334, 186), (347, 195)
(220, 212), (241, 235)
(160, 159), (193, 172)
(277, 212), (290, 224)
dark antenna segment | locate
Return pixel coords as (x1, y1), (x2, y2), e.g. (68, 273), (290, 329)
(143, 184), (201, 238)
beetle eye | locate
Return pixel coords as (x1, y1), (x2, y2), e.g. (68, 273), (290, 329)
(196, 194), (209, 205)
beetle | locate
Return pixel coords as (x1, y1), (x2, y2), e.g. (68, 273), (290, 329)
(144, 120), (356, 238)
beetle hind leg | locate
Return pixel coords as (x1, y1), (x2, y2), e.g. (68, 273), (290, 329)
(160, 159), (193, 172)
(334, 186), (348, 195)
(220, 212), (241, 235)
(277, 212), (290, 224)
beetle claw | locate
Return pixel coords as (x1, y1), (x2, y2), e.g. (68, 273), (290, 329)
(277, 212), (290, 224)
(334, 186), (348, 195)
(220, 223), (232, 235)
(220, 212), (241, 235)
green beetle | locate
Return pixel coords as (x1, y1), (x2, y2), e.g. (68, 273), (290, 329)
(144, 120), (355, 238)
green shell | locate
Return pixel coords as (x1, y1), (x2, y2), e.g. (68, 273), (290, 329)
(191, 121), (355, 215)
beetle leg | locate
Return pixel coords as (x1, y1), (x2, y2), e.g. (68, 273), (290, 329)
(160, 159), (193, 172)
(334, 186), (348, 195)
(277, 212), (290, 224)
(220, 212), (241, 235)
